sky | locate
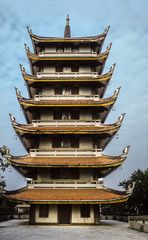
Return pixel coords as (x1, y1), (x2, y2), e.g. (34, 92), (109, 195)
(0, 0), (148, 190)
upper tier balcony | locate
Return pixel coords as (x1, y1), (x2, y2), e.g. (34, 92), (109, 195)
(36, 71), (99, 79)
(32, 120), (101, 127)
(38, 50), (98, 57)
(30, 148), (102, 157)
(34, 94), (100, 101)
(28, 180), (103, 189)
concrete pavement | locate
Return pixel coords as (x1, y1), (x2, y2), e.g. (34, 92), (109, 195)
(0, 219), (147, 240)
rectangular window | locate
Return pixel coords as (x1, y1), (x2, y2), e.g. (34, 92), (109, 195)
(80, 205), (90, 218)
(51, 168), (79, 179)
(39, 205), (49, 218)
(52, 136), (79, 148)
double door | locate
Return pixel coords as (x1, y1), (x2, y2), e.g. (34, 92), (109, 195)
(58, 205), (72, 224)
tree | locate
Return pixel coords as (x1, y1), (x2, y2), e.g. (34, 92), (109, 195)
(119, 169), (148, 214)
(101, 169), (148, 216)
(0, 145), (11, 192)
(0, 146), (15, 219)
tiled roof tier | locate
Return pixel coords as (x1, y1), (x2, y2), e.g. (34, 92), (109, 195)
(27, 25), (110, 43)
(10, 147), (129, 168)
(26, 46), (110, 62)
(16, 88), (120, 109)
(4, 188), (129, 204)
(10, 114), (124, 135)
(20, 64), (115, 84)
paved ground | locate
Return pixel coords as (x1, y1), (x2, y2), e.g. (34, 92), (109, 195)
(0, 219), (147, 240)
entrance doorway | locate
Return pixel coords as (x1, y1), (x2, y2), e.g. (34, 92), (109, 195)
(58, 205), (72, 224)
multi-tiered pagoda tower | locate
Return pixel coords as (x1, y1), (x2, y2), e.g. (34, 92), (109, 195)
(6, 16), (130, 225)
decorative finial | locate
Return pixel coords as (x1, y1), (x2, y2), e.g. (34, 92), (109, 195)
(110, 63), (116, 72)
(15, 87), (21, 98)
(114, 87), (121, 97)
(26, 26), (32, 34)
(127, 182), (136, 194)
(24, 43), (30, 53)
(104, 26), (110, 34)
(122, 145), (130, 156)
(9, 113), (16, 125)
(106, 43), (112, 51)
(19, 64), (26, 74)
(117, 113), (125, 124)
(64, 14), (71, 38)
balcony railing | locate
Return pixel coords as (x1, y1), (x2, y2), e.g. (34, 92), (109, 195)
(34, 94), (100, 101)
(28, 181), (103, 189)
(39, 51), (97, 57)
(32, 120), (101, 127)
(30, 148), (102, 157)
(36, 72), (99, 78)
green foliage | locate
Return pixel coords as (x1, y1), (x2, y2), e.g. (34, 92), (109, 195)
(0, 145), (11, 192)
(102, 169), (148, 215)
(119, 168), (148, 214)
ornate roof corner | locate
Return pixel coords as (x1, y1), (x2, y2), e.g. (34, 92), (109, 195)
(64, 14), (71, 38)
(122, 145), (130, 157)
(106, 43), (112, 51)
(117, 113), (125, 125)
(114, 87), (121, 97)
(26, 26), (32, 34)
(110, 63), (116, 73)
(19, 64), (26, 75)
(24, 43), (30, 53)
(104, 26), (110, 34)
(9, 113), (16, 125)
(126, 181), (136, 195)
(15, 87), (22, 99)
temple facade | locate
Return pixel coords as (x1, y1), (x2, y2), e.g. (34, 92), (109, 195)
(6, 16), (130, 225)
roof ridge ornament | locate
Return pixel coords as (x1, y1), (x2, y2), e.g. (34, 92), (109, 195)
(19, 64), (26, 74)
(64, 14), (71, 38)
(110, 63), (116, 73)
(104, 26), (110, 34)
(117, 113), (125, 124)
(122, 145), (130, 157)
(9, 113), (16, 125)
(127, 181), (136, 194)
(15, 87), (21, 98)
(24, 43), (30, 53)
(106, 43), (112, 51)
(114, 87), (121, 97)
(26, 26), (32, 34)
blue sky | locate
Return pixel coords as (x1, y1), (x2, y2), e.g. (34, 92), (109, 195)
(0, 0), (148, 190)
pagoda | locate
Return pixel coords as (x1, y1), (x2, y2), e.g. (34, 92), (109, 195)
(5, 16), (130, 225)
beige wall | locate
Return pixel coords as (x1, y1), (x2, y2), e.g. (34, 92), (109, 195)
(43, 66), (55, 72)
(40, 109), (53, 121)
(37, 168), (92, 182)
(80, 169), (93, 182)
(35, 205), (57, 223)
(79, 86), (92, 95)
(39, 136), (52, 149)
(79, 66), (91, 72)
(34, 204), (96, 224)
(45, 47), (56, 52)
(72, 205), (94, 224)
(80, 136), (93, 148)
(79, 46), (91, 52)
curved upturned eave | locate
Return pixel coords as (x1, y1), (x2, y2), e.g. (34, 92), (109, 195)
(26, 49), (110, 75)
(27, 49), (109, 62)
(12, 122), (121, 135)
(3, 187), (129, 204)
(28, 28), (107, 43)
(10, 154), (127, 169)
(22, 69), (113, 84)
(17, 94), (117, 109)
